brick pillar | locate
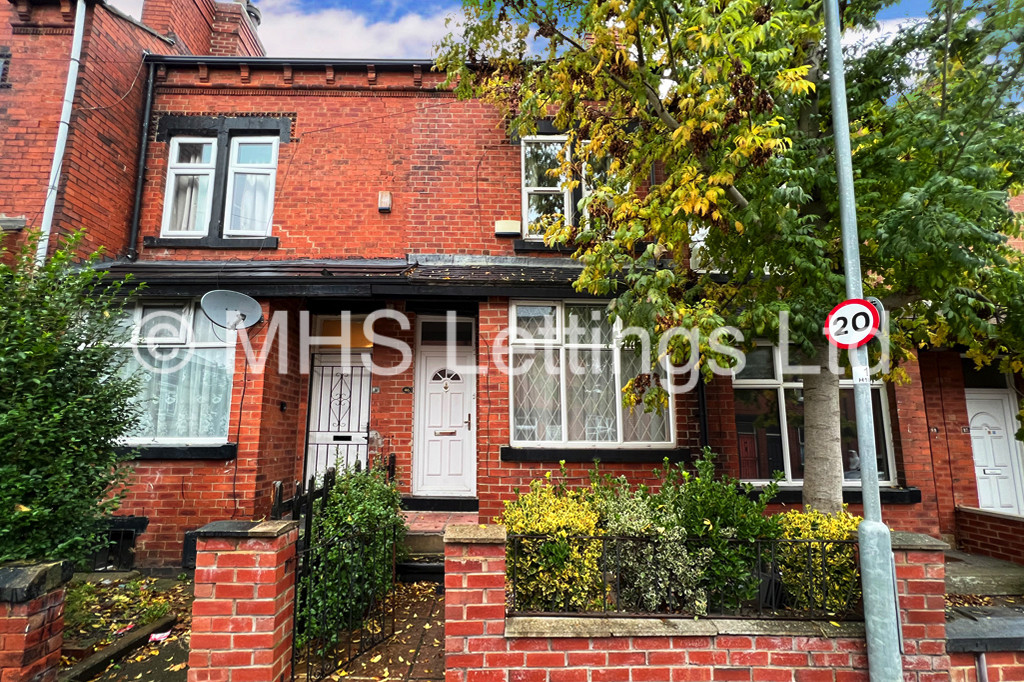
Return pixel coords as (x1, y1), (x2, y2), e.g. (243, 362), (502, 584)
(0, 561), (73, 682)
(188, 520), (298, 682)
(444, 524), (508, 682)
(892, 532), (950, 680)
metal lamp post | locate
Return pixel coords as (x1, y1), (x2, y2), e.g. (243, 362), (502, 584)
(821, 0), (905, 679)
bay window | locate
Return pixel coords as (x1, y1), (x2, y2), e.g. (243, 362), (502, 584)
(509, 301), (673, 447)
(122, 301), (234, 445)
(732, 346), (894, 484)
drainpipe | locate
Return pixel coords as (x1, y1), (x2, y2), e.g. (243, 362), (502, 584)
(696, 377), (710, 449)
(822, 0), (903, 678)
(127, 59), (155, 261)
(976, 653), (989, 682)
(35, 0), (87, 265)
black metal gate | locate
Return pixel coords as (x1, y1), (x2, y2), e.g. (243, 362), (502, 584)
(271, 462), (398, 682)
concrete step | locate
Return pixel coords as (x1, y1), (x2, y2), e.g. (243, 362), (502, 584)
(946, 550), (1024, 595)
(397, 555), (444, 585)
(405, 532), (444, 555)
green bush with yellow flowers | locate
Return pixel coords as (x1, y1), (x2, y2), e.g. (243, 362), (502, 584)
(500, 469), (605, 612)
(776, 507), (863, 615)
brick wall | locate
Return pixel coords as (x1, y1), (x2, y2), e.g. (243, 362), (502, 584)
(209, 2), (263, 58)
(0, 561), (73, 682)
(141, 0), (218, 56)
(956, 507), (1024, 565)
(189, 520), (297, 682)
(0, 2), (78, 262)
(136, 66), (524, 262)
(55, 4), (182, 258)
(950, 652), (1024, 682)
(0, 0), (250, 266)
(444, 525), (950, 682)
(918, 352), (979, 537)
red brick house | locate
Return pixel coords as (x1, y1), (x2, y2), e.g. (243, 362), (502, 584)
(4, 0), (1023, 568)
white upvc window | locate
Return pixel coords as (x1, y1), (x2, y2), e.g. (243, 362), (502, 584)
(731, 345), (896, 486)
(121, 300), (235, 446)
(223, 136), (279, 237)
(508, 300), (675, 448)
(521, 136), (572, 240)
(161, 137), (217, 237)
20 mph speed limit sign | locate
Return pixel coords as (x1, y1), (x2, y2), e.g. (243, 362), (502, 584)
(825, 299), (881, 349)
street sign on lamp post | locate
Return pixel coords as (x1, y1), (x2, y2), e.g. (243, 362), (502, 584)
(821, 0), (905, 678)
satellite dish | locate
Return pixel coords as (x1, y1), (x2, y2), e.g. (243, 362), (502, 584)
(200, 290), (263, 330)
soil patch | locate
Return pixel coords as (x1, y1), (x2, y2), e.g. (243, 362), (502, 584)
(60, 575), (193, 677)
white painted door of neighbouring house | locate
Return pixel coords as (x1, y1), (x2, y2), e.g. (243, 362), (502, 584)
(966, 389), (1024, 516)
(305, 353), (372, 480)
(413, 349), (476, 497)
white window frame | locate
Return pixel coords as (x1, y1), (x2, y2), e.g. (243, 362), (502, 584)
(508, 300), (676, 449)
(160, 137), (218, 238)
(121, 299), (236, 447)
(521, 136), (573, 240)
(731, 343), (896, 486)
(222, 136), (279, 238)
(0, 52), (10, 85)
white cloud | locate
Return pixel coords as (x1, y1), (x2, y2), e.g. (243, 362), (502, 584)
(843, 16), (926, 53)
(253, 0), (459, 58)
(106, 0), (144, 20)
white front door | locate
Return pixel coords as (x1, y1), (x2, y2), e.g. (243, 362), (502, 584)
(413, 350), (476, 497)
(966, 389), (1024, 516)
(305, 354), (372, 480)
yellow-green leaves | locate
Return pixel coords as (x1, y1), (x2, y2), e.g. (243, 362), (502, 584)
(774, 65), (816, 95)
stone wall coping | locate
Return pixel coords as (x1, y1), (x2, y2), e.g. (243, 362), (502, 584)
(194, 520), (298, 539)
(0, 560), (74, 603)
(444, 523), (507, 544)
(888, 531), (949, 551)
(505, 616), (866, 639)
(956, 506), (1024, 525)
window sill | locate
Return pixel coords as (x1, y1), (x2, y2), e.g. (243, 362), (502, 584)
(117, 443), (238, 461)
(511, 239), (577, 254)
(745, 486), (922, 505)
(143, 236), (278, 250)
(501, 446), (689, 464)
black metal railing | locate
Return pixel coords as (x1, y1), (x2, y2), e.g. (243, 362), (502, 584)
(506, 534), (862, 620)
(292, 523), (397, 681)
(271, 462), (399, 682)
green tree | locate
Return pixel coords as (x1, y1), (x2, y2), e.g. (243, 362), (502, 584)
(437, 0), (1024, 510)
(0, 233), (141, 563)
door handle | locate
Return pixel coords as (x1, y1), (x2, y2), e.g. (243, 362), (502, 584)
(435, 430), (457, 436)
(466, 413), (472, 431)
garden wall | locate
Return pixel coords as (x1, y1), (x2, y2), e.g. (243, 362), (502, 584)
(955, 507), (1024, 566)
(444, 525), (951, 682)
(0, 561), (73, 682)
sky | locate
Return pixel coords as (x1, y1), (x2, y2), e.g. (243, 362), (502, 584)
(107, 0), (935, 60)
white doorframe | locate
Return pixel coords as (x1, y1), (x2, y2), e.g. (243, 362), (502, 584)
(412, 346), (477, 497)
(965, 388), (1024, 516)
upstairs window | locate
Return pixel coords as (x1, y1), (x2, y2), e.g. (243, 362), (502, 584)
(159, 132), (280, 240)
(521, 136), (610, 240)
(163, 138), (216, 236)
(224, 137), (279, 237)
(522, 136), (572, 239)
